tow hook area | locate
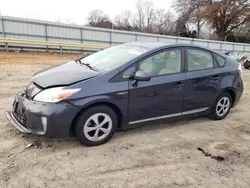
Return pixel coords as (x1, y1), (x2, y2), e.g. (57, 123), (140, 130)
(5, 111), (31, 133)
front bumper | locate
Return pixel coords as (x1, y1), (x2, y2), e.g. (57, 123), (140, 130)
(5, 92), (81, 138)
(5, 111), (31, 133)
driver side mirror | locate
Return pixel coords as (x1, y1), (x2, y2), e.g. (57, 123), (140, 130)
(134, 71), (151, 81)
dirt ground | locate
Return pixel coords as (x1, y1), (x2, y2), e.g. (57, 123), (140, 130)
(0, 51), (250, 188)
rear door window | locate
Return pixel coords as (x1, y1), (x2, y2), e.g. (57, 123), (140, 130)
(187, 49), (215, 71)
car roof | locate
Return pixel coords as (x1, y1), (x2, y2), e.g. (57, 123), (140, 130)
(126, 42), (216, 51)
(125, 42), (227, 58)
(125, 42), (168, 49)
(116, 42), (230, 72)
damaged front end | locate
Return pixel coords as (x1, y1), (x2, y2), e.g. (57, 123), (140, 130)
(5, 83), (81, 138)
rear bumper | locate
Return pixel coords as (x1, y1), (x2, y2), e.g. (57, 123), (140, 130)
(5, 92), (81, 138)
(233, 80), (244, 107)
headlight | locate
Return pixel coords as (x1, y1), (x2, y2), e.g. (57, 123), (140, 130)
(33, 87), (81, 103)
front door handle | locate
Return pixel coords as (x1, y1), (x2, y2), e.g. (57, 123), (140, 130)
(173, 82), (184, 90)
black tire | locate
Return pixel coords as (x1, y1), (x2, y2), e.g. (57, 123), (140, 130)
(209, 92), (232, 120)
(74, 105), (118, 146)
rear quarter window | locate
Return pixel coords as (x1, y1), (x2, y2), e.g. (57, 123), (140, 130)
(213, 53), (226, 67)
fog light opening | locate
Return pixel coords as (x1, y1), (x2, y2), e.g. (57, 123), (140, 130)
(41, 116), (47, 132)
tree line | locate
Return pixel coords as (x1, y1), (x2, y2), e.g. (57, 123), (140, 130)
(87, 0), (250, 43)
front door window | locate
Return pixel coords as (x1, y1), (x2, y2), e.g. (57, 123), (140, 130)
(139, 49), (182, 76)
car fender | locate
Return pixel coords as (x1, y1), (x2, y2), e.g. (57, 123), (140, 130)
(67, 94), (128, 128)
(213, 87), (236, 105)
(72, 95), (113, 108)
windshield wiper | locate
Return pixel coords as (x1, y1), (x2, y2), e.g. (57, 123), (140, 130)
(75, 59), (98, 71)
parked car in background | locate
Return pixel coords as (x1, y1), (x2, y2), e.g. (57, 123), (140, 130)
(5, 43), (244, 146)
(243, 59), (250, 69)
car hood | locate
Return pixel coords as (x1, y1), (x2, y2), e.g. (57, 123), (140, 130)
(31, 61), (100, 88)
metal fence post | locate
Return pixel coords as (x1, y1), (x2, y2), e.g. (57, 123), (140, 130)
(5, 42), (8, 51)
(243, 45), (246, 53)
(0, 16), (4, 38)
(176, 37), (179, 44)
(0, 16), (8, 51)
(44, 24), (48, 51)
(157, 36), (159, 42)
(109, 30), (112, 46)
(220, 42), (223, 51)
(80, 28), (83, 43)
(80, 28), (83, 52)
(135, 34), (138, 41)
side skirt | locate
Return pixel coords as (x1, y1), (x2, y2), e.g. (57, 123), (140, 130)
(129, 107), (209, 125)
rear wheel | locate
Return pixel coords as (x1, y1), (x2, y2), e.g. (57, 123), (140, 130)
(209, 92), (232, 120)
(75, 106), (117, 146)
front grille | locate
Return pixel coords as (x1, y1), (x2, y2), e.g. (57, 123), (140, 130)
(13, 101), (29, 129)
(13, 112), (28, 127)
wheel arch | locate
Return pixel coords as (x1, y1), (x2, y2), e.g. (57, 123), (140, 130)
(70, 101), (124, 136)
(217, 87), (236, 107)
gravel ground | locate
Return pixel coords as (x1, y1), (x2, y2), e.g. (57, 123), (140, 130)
(0, 51), (250, 188)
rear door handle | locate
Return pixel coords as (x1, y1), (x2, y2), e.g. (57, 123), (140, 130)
(173, 82), (184, 90)
(213, 75), (220, 81)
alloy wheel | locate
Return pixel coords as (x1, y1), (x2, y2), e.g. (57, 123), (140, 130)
(83, 113), (112, 142)
(216, 97), (230, 117)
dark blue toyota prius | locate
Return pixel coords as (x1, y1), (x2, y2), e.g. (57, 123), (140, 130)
(5, 42), (244, 146)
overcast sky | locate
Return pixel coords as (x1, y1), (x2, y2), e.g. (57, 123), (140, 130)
(0, 0), (174, 25)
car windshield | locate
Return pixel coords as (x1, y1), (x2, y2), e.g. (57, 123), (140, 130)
(80, 44), (150, 71)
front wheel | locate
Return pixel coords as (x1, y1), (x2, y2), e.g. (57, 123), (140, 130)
(209, 92), (232, 120)
(74, 106), (117, 146)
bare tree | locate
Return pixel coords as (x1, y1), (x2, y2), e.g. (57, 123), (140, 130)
(173, 0), (205, 37)
(154, 9), (176, 35)
(175, 15), (190, 36)
(144, 1), (155, 33)
(191, 6), (206, 38)
(114, 10), (132, 30)
(135, 0), (145, 32)
(201, 0), (250, 40)
(155, 9), (166, 34)
(174, 0), (250, 40)
(87, 9), (109, 25)
(87, 9), (113, 29)
(199, 23), (217, 39)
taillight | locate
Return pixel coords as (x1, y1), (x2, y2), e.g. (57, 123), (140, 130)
(238, 63), (243, 78)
